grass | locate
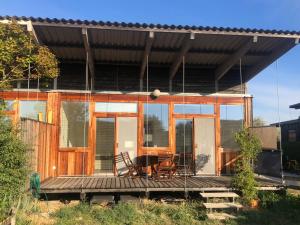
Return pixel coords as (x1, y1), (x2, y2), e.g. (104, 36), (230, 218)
(11, 190), (300, 225)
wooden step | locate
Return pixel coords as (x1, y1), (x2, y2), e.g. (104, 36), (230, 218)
(200, 192), (239, 198)
(203, 202), (243, 209)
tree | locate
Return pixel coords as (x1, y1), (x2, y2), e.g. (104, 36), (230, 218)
(0, 21), (59, 89)
(253, 117), (266, 127)
(232, 128), (262, 205)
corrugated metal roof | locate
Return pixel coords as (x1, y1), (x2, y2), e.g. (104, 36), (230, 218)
(2, 15), (300, 37)
(1, 15), (298, 81)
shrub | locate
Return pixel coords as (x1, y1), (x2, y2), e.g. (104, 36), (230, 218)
(0, 101), (28, 221)
(232, 128), (262, 204)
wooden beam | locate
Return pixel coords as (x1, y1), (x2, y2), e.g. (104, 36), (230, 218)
(26, 21), (41, 44)
(244, 39), (296, 81)
(169, 33), (195, 80)
(140, 32), (154, 79)
(82, 28), (95, 90)
(215, 37), (257, 81)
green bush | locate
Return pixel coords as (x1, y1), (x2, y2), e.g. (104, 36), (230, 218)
(232, 128), (262, 205)
(258, 191), (281, 208)
(0, 101), (28, 221)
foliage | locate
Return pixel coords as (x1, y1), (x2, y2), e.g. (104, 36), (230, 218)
(232, 128), (262, 204)
(0, 21), (59, 89)
(226, 193), (300, 225)
(52, 201), (217, 225)
(258, 191), (281, 208)
(0, 101), (28, 221)
(252, 117), (266, 127)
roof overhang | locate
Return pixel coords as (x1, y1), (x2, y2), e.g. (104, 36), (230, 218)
(1, 16), (299, 83)
(290, 103), (300, 110)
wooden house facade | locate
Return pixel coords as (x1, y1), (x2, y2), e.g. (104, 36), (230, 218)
(1, 16), (299, 180)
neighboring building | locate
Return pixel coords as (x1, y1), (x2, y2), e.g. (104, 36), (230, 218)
(1, 16), (299, 179)
(272, 103), (300, 165)
(273, 104), (300, 143)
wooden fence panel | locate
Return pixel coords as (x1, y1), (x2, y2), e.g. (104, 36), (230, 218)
(20, 118), (56, 181)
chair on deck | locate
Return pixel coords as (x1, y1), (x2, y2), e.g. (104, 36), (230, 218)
(121, 152), (141, 177)
(114, 153), (126, 176)
(175, 153), (194, 176)
(154, 154), (176, 180)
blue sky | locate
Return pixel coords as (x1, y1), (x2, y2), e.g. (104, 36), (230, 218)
(1, 0), (300, 124)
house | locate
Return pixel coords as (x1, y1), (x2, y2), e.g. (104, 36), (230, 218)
(0, 16), (298, 194)
(272, 103), (300, 164)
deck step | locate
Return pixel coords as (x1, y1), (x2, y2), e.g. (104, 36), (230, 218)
(207, 212), (237, 220)
(203, 202), (243, 209)
(200, 192), (239, 198)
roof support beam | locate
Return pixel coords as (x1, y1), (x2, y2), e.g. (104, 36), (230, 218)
(244, 39), (296, 81)
(215, 36), (257, 81)
(82, 28), (95, 90)
(140, 31), (154, 91)
(169, 33), (195, 91)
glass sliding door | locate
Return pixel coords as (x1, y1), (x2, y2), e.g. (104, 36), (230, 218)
(175, 119), (194, 173)
(95, 118), (115, 175)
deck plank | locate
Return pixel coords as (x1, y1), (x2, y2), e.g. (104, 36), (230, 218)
(40, 176), (282, 193)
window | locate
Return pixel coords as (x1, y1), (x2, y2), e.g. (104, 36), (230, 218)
(176, 119), (193, 154)
(144, 104), (169, 147)
(220, 105), (244, 151)
(95, 102), (137, 113)
(174, 104), (214, 114)
(60, 101), (89, 148)
(19, 101), (47, 122)
(288, 130), (297, 142)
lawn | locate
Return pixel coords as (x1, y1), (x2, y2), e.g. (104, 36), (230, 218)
(14, 190), (300, 225)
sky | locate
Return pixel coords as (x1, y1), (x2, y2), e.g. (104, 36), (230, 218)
(1, 0), (300, 124)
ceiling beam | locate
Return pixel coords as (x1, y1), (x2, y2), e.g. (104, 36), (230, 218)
(169, 33), (195, 80)
(140, 31), (154, 79)
(243, 39), (296, 81)
(215, 37), (257, 81)
(82, 28), (95, 89)
(46, 42), (271, 57)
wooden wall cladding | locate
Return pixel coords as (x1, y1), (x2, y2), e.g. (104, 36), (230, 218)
(21, 118), (56, 181)
(221, 151), (239, 175)
(57, 151), (88, 176)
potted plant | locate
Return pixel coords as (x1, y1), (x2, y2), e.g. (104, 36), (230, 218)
(232, 127), (262, 207)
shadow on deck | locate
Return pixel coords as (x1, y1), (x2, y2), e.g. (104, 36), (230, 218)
(41, 176), (283, 194)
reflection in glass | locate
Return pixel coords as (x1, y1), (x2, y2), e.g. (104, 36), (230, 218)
(95, 102), (137, 113)
(3, 100), (15, 111)
(144, 104), (169, 147)
(20, 101), (47, 121)
(60, 101), (89, 147)
(95, 118), (115, 174)
(176, 119), (193, 154)
(220, 105), (244, 151)
(174, 104), (214, 114)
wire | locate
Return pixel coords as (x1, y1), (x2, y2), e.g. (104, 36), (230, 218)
(239, 58), (244, 128)
(182, 56), (187, 193)
(146, 55), (149, 190)
(275, 60), (285, 185)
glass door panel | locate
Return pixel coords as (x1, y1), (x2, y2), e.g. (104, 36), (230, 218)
(175, 119), (194, 172)
(95, 118), (115, 175)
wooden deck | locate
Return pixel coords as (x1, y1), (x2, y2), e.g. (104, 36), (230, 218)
(41, 176), (282, 194)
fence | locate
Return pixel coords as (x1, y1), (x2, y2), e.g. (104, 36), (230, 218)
(20, 118), (56, 181)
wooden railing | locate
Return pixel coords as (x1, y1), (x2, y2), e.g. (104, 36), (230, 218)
(20, 118), (57, 181)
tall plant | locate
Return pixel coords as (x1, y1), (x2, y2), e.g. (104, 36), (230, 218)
(232, 127), (262, 204)
(0, 101), (28, 221)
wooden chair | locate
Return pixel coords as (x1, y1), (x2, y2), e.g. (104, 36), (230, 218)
(154, 154), (176, 180)
(121, 152), (141, 177)
(114, 153), (125, 176)
(175, 153), (194, 176)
